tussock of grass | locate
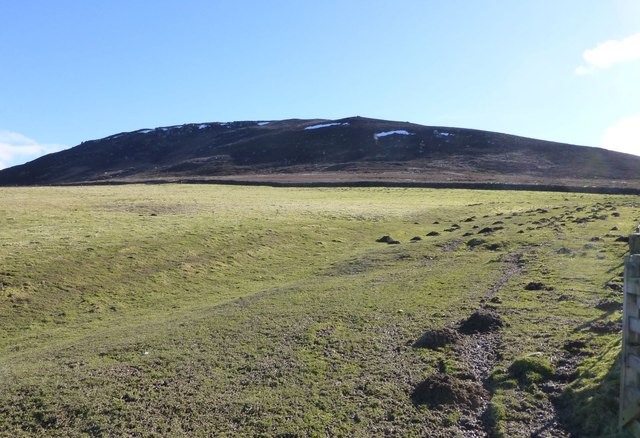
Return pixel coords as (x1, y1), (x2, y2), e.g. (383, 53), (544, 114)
(508, 354), (555, 384)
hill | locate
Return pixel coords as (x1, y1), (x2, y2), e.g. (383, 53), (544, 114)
(1, 117), (639, 189)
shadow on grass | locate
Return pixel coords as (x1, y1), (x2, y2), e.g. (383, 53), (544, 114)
(571, 312), (621, 334)
(606, 261), (625, 275)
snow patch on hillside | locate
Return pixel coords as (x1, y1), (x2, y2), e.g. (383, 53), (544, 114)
(304, 122), (349, 130)
(374, 130), (413, 139)
(434, 129), (454, 138)
(159, 125), (184, 132)
(257, 121), (270, 126)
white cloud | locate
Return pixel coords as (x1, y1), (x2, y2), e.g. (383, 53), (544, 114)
(575, 32), (640, 74)
(602, 115), (640, 156)
(0, 130), (68, 170)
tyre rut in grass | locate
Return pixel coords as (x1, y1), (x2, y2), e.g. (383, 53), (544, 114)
(409, 249), (575, 436)
(410, 253), (523, 435)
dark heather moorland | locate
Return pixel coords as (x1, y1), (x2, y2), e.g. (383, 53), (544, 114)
(0, 117), (639, 192)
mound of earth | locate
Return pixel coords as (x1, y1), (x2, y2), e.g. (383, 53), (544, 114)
(459, 309), (504, 334)
(588, 320), (621, 334)
(595, 299), (621, 311)
(466, 238), (486, 248)
(376, 235), (399, 244)
(524, 281), (553, 291)
(411, 373), (488, 409)
(413, 327), (460, 349)
(605, 282), (623, 292)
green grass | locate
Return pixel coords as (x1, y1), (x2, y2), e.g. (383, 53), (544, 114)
(508, 354), (555, 385)
(0, 185), (637, 436)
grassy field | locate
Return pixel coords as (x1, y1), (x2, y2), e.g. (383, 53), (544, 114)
(0, 185), (637, 436)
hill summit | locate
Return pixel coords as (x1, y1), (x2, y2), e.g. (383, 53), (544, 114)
(1, 116), (639, 190)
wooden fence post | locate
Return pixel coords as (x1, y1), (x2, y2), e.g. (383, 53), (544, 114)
(620, 227), (640, 435)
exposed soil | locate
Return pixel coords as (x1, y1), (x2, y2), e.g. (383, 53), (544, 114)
(605, 282), (623, 292)
(588, 319), (622, 334)
(376, 235), (400, 244)
(466, 238), (486, 248)
(456, 332), (502, 382)
(437, 239), (463, 252)
(482, 254), (524, 300)
(595, 299), (622, 312)
(411, 373), (488, 410)
(459, 309), (504, 335)
(524, 281), (553, 291)
(413, 327), (460, 350)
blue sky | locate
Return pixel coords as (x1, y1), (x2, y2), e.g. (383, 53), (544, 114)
(1, 1), (639, 168)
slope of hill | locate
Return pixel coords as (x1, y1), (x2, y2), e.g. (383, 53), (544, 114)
(1, 116), (639, 189)
(0, 185), (633, 436)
